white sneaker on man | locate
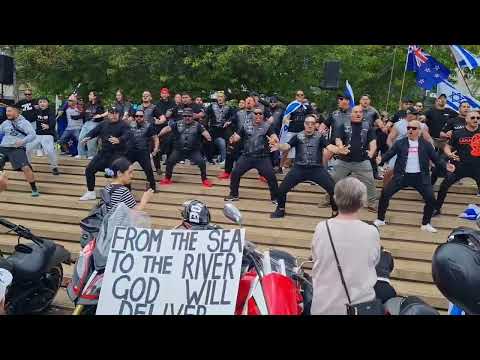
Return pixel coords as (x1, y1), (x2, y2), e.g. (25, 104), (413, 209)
(74, 155), (85, 159)
(87, 156), (94, 160)
(79, 191), (96, 201)
(373, 219), (386, 227)
(421, 224), (438, 233)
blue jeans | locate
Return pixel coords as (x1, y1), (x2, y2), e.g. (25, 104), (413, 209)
(77, 121), (99, 157)
(214, 137), (226, 162)
(58, 128), (80, 145)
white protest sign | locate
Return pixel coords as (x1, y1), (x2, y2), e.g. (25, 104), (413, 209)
(96, 227), (245, 315)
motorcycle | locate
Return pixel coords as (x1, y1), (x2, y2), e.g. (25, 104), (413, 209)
(68, 201), (312, 315)
(0, 217), (72, 314)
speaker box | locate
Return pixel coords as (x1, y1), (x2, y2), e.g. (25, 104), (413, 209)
(320, 61), (340, 90)
(0, 55), (14, 85)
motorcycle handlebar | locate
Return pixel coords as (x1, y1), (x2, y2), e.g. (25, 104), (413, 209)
(0, 217), (44, 245)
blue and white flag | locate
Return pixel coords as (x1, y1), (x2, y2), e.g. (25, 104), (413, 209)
(344, 80), (355, 108)
(279, 100), (303, 141)
(406, 45), (451, 90)
(437, 80), (480, 112)
(450, 45), (480, 71)
(448, 302), (465, 316)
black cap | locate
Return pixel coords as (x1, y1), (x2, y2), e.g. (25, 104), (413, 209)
(269, 96), (278, 103)
(182, 108), (193, 117)
(108, 106), (120, 113)
(337, 94), (351, 100)
(406, 106), (419, 115)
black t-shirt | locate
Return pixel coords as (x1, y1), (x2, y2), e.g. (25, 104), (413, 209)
(287, 104), (314, 133)
(154, 99), (176, 117)
(169, 103), (204, 122)
(449, 127), (480, 166)
(17, 99), (38, 123)
(129, 122), (158, 151)
(170, 120), (206, 151)
(391, 110), (406, 124)
(86, 120), (132, 154)
(334, 122), (376, 162)
(425, 107), (457, 138)
(442, 116), (466, 133)
(34, 108), (56, 136)
(85, 103), (106, 123)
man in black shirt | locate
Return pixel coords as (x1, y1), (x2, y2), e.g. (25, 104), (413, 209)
(330, 105), (378, 211)
(25, 97), (59, 175)
(79, 107), (132, 201)
(152, 87), (175, 175)
(440, 101), (470, 140)
(269, 115), (348, 218)
(388, 98), (414, 127)
(225, 108), (280, 203)
(167, 93), (205, 123)
(435, 111), (480, 214)
(360, 94), (384, 180)
(158, 108), (213, 187)
(16, 89), (38, 124)
(424, 94), (457, 140)
(126, 109), (159, 192)
(154, 88), (175, 118)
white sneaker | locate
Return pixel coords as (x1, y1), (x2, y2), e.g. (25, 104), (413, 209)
(373, 219), (386, 227)
(79, 191), (96, 201)
(421, 224), (438, 233)
(87, 156), (94, 160)
(74, 155), (84, 159)
(36, 149), (44, 157)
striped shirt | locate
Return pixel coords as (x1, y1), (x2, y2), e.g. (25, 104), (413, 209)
(104, 184), (137, 213)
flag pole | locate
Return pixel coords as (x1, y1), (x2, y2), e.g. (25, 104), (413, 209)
(385, 46), (397, 113)
(398, 46), (409, 110)
(447, 46), (475, 97)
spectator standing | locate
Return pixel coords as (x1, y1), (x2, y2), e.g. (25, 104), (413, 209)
(113, 89), (132, 122)
(17, 89), (38, 125)
(76, 91), (107, 159)
(137, 91), (157, 124)
(58, 95), (83, 155)
(424, 94), (457, 141)
(311, 177), (380, 315)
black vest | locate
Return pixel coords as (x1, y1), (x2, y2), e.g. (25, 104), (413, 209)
(344, 119), (371, 149)
(294, 132), (323, 167)
(211, 103), (230, 127)
(242, 121), (270, 157)
(175, 120), (201, 151)
(130, 121), (151, 151)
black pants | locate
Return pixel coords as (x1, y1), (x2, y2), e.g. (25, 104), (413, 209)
(86, 151), (124, 191)
(225, 143), (241, 174)
(277, 165), (337, 212)
(229, 155), (278, 200)
(437, 164), (480, 211)
(378, 173), (436, 225)
(166, 149), (207, 181)
(127, 149), (156, 191)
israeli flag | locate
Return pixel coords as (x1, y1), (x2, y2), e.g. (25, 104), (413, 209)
(450, 45), (480, 71)
(344, 80), (355, 108)
(279, 100), (303, 141)
(437, 80), (480, 112)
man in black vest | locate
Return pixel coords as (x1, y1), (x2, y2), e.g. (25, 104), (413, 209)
(158, 108), (213, 187)
(435, 111), (480, 215)
(268, 115), (349, 218)
(374, 120), (455, 233)
(126, 109), (159, 192)
(205, 91), (236, 165)
(224, 108), (280, 203)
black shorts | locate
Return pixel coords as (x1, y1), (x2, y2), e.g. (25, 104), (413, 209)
(0, 147), (30, 170)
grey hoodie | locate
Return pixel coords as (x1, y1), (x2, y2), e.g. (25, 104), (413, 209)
(0, 115), (36, 148)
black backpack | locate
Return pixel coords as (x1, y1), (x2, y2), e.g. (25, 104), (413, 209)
(79, 185), (121, 248)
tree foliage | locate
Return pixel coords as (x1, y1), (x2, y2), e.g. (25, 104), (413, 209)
(8, 45), (480, 114)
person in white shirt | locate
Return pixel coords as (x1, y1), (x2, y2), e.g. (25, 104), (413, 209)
(374, 120), (455, 233)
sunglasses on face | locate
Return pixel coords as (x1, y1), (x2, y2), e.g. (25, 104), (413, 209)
(25, 94), (32, 96)
(254, 113), (263, 116)
(183, 115), (193, 118)
(407, 126), (418, 130)
(296, 94), (304, 97)
(135, 115), (144, 118)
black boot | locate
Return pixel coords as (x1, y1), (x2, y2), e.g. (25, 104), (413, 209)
(270, 207), (285, 218)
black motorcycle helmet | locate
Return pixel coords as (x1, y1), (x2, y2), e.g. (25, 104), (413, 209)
(432, 225), (480, 315)
(384, 296), (439, 315)
(181, 200), (211, 226)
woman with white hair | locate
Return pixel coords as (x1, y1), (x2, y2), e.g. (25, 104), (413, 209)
(311, 176), (381, 315)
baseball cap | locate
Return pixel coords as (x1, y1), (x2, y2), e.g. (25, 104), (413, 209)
(108, 106), (120, 113)
(337, 94), (351, 100)
(160, 87), (170, 95)
(406, 106), (420, 115)
(182, 108), (193, 117)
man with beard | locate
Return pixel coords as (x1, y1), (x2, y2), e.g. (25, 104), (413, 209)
(158, 108), (213, 187)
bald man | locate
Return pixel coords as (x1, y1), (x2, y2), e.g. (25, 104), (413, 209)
(328, 105), (378, 211)
(375, 120), (455, 233)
